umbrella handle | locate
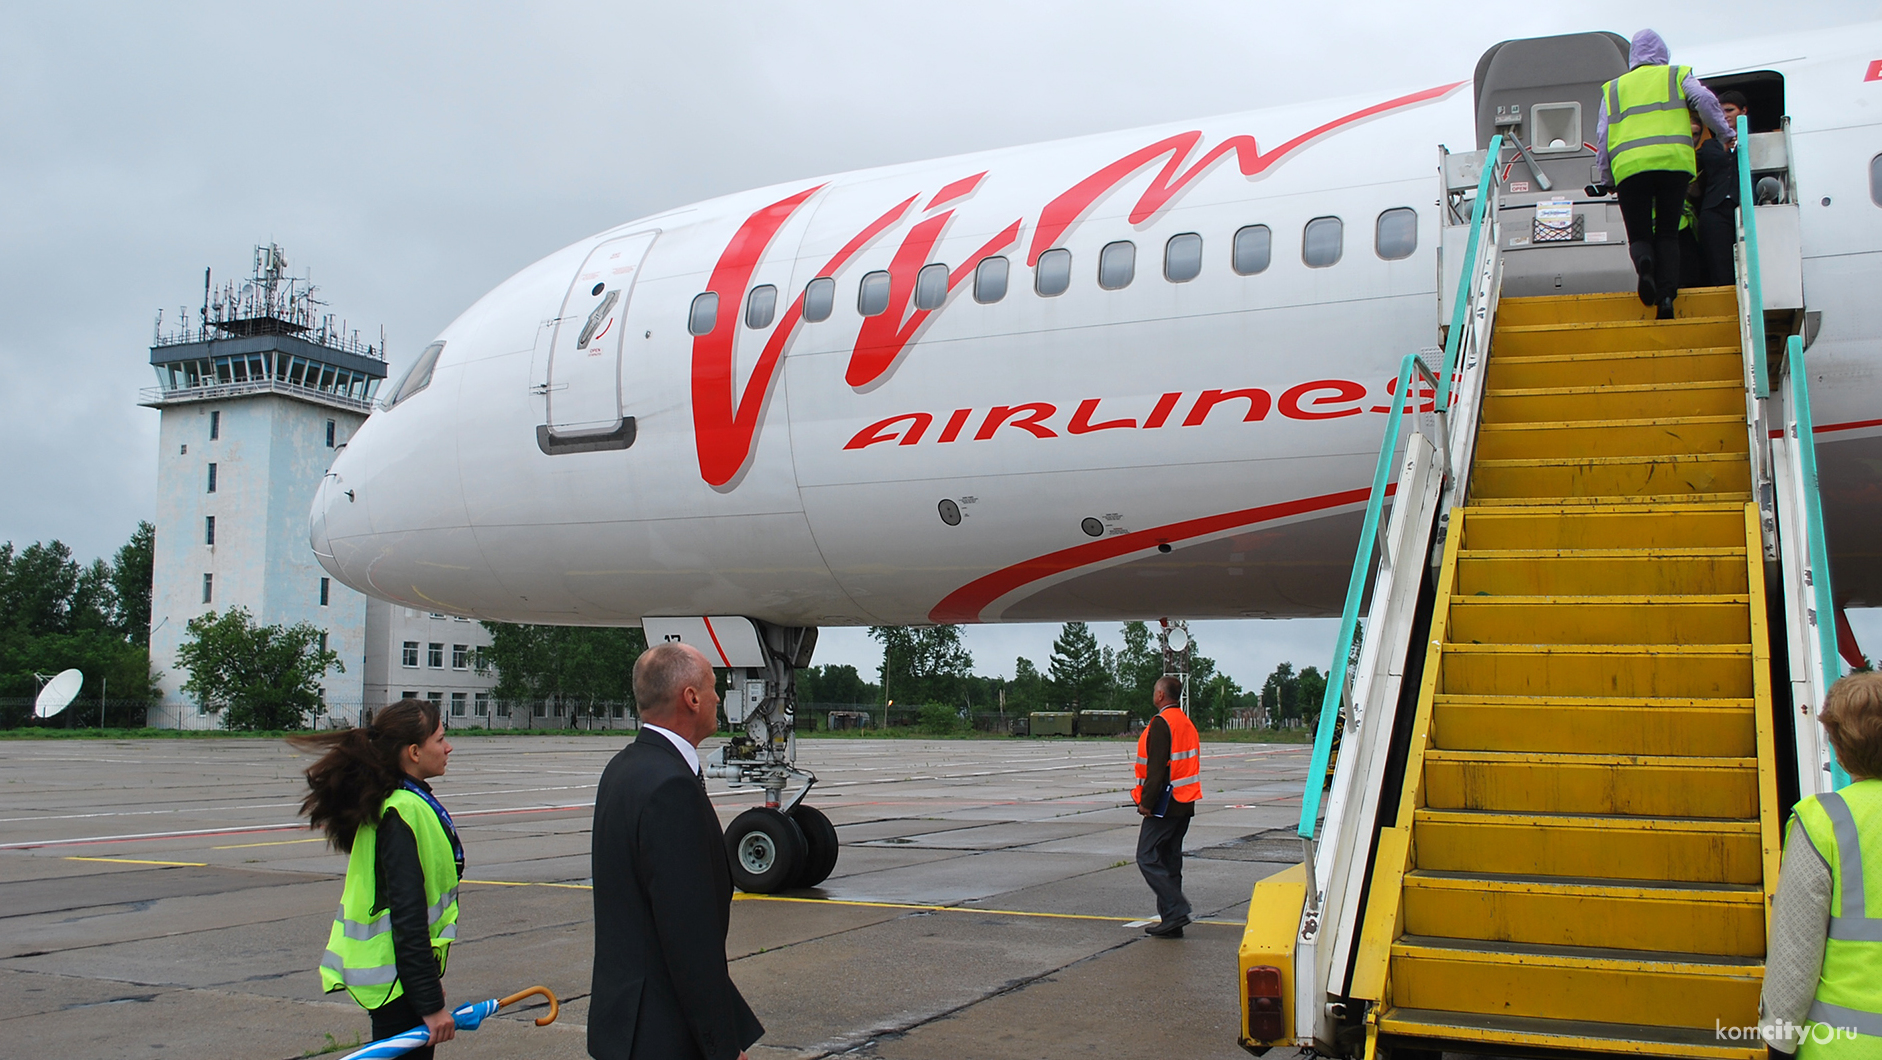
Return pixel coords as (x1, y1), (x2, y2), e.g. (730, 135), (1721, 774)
(497, 985), (559, 1026)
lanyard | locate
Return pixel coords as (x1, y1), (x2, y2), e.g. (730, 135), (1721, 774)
(401, 779), (465, 877)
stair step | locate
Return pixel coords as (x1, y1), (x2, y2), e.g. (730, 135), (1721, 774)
(1495, 315), (1741, 356)
(1482, 379), (1743, 422)
(1460, 506), (1747, 549)
(1456, 548), (1750, 596)
(1388, 934), (1762, 1029)
(1431, 695), (1756, 757)
(1422, 750), (1760, 817)
(1495, 286), (1738, 326)
(1468, 492), (1754, 508)
(1474, 415), (1747, 460)
(1411, 809), (1762, 883)
(1487, 346), (1743, 389)
(1378, 1006), (1761, 1059)
(1472, 453), (1751, 499)
(1448, 596), (1751, 645)
(1437, 643), (1752, 699)
(1401, 869), (1767, 955)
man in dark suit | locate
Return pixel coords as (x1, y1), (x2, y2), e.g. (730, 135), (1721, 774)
(590, 642), (764, 1060)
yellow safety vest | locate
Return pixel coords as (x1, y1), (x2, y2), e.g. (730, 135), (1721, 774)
(318, 787), (461, 1009)
(1793, 780), (1882, 1058)
(1603, 63), (1697, 184)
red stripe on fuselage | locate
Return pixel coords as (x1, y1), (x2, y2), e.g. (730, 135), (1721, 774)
(928, 484), (1394, 623)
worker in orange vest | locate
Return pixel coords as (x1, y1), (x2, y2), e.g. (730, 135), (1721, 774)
(1134, 675), (1202, 938)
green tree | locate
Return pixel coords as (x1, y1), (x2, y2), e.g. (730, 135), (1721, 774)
(869, 625), (974, 710)
(1297, 666), (1329, 729)
(1047, 621), (1110, 709)
(477, 623), (646, 723)
(1006, 657), (1048, 712)
(0, 532), (158, 721)
(1261, 661), (1299, 726)
(797, 664), (876, 705)
(175, 607), (341, 730)
(111, 521), (155, 644)
(1113, 621), (1163, 718)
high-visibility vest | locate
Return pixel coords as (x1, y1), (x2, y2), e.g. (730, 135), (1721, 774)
(1793, 780), (1882, 1058)
(1134, 706), (1202, 806)
(319, 786), (462, 1009)
(1603, 63), (1697, 184)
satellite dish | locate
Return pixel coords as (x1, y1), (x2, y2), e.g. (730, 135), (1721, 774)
(1166, 627), (1190, 652)
(35, 669), (83, 718)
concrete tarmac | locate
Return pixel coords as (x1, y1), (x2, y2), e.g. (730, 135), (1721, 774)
(0, 734), (1309, 1059)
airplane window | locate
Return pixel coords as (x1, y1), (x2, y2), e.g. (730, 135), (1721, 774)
(974, 256), (1009, 303)
(1164, 233), (1203, 283)
(1376, 208), (1418, 260)
(859, 270), (891, 316)
(1232, 225), (1271, 275)
(1871, 154), (1882, 207)
(1098, 241), (1135, 290)
(1036, 248), (1072, 297)
(387, 341), (445, 408)
(803, 277), (835, 322)
(687, 292), (718, 336)
(914, 262), (950, 311)
(1303, 216), (1343, 268)
(745, 284), (778, 329)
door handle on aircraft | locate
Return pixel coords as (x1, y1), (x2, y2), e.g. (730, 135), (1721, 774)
(536, 417), (635, 455)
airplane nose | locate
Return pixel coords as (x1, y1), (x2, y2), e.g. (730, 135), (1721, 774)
(309, 467), (360, 584)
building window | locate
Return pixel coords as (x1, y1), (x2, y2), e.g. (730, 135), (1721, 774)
(202, 573), (213, 604)
(1303, 216), (1344, 267)
(1164, 233), (1204, 283)
(687, 292), (719, 336)
(402, 641), (419, 667)
(319, 577), (330, 606)
(1375, 208), (1418, 260)
(1233, 225), (1272, 275)
(450, 692), (467, 717)
(744, 285), (777, 329)
(495, 698), (510, 718)
(205, 516), (215, 546)
(1035, 248), (1072, 296)
(474, 693), (490, 717)
(913, 262), (949, 311)
(553, 700), (565, 717)
(325, 420), (336, 448)
(858, 270), (891, 316)
(427, 643), (444, 668)
(533, 702), (547, 717)
(318, 631), (328, 653)
(401, 690), (418, 701)
(1098, 241), (1136, 290)
(209, 410), (220, 440)
(206, 463), (217, 493)
(427, 692), (444, 716)
(974, 256), (1008, 303)
(452, 644), (469, 669)
(473, 646), (489, 671)
(803, 277), (835, 322)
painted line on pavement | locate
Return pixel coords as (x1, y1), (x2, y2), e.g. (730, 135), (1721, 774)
(65, 856), (207, 867)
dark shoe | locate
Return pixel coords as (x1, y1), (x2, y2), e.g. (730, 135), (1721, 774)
(1657, 299), (1676, 320)
(1637, 272), (1658, 307)
(1145, 914), (1190, 937)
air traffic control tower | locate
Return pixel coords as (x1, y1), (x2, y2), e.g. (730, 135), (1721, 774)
(141, 245), (387, 728)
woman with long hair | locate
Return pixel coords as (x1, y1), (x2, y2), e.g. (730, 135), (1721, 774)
(292, 699), (462, 1058)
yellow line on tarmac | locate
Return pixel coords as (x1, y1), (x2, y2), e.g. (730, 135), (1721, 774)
(66, 856), (206, 867)
(460, 878), (1234, 926)
(212, 837), (328, 850)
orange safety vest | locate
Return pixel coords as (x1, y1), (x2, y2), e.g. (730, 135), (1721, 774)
(1134, 706), (1202, 806)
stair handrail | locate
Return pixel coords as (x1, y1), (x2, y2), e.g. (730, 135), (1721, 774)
(1297, 135), (1503, 859)
(1777, 335), (1852, 791)
(1735, 115), (1769, 399)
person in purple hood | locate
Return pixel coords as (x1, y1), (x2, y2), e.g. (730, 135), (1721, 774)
(1592, 29), (1737, 318)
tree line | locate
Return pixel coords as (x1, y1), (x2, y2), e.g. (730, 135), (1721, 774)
(0, 524), (159, 725)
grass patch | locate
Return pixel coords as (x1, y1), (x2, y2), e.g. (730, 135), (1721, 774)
(302, 1032), (362, 1058)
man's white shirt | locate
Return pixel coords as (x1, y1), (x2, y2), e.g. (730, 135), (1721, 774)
(643, 722), (701, 775)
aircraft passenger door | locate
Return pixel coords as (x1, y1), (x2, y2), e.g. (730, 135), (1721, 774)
(538, 230), (657, 455)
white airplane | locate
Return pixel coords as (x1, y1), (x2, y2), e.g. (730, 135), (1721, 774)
(311, 25), (1882, 887)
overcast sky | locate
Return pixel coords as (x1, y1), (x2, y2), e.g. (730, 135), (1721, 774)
(4, 2), (1878, 688)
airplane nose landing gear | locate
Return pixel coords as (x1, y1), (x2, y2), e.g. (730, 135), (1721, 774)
(642, 617), (834, 894)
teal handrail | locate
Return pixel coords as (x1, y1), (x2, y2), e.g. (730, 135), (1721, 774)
(1736, 115), (1769, 398)
(1297, 353), (1426, 841)
(1438, 134), (1503, 410)
(1788, 334), (1851, 789)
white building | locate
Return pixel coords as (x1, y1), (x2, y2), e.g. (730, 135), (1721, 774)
(144, 246), (499, 728)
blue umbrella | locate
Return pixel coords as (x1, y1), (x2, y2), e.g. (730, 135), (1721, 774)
(336, 986), (558, 1059)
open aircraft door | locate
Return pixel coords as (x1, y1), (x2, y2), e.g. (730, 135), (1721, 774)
(535, 230), (657, 454)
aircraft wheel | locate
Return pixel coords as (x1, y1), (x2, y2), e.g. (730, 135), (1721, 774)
(725, 808), (805, 894)
(788, 804), (839, 889)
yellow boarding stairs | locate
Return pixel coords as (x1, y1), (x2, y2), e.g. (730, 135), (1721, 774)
(1236, 114), (1846, 1060)
(1362, 286), (1774, 1058)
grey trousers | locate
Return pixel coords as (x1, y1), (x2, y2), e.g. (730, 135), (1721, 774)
(1137, 812), (1192, 922)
